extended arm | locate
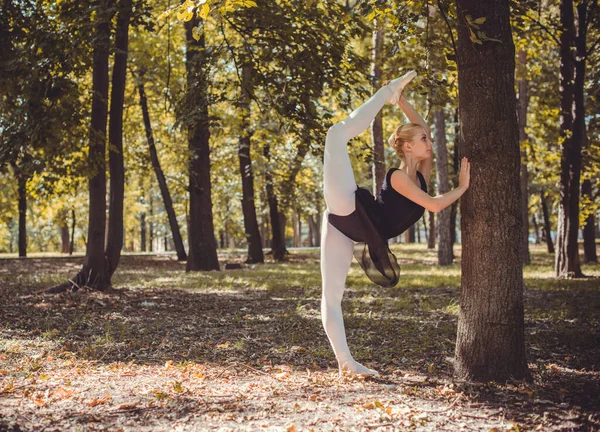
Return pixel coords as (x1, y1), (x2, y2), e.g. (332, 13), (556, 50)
(391, 157), (471, 213)
(397, 95), (433, 183)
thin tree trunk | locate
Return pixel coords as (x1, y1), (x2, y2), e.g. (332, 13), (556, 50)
(517, 50), (531, 265)
(404, 225), (415, 243)
(454, 0), (530, 382)
(576, 2), (596, 264)
(184, 15), (219, 272)
(140, 211), (146, 252)
(541, 190), (555, 254)
(56, 0), (114, 292)
(371, 21), (385, 194)
(106, 0), (132, 277)
(137, 74), (187, 261)
(434, 109), (453, 265)
(17, 170), (26, 257)
(555, 0), (584, 278)
(450, 108), (459, 251)
(582, 179), (597, 262)
(60, 224), (70, 253)
(69, 209), (75, 255)
(428, 210), (435, 249)
(237, 62), (264, 263)
(149, 193), (154, 252)
(264, 142), (286, 261)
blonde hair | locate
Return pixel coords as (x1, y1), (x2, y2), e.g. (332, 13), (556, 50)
(388, 123), (424, 160)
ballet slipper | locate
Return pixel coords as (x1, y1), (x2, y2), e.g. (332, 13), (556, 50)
(388, 70), (417, 105)
(338, 358), (380, 377)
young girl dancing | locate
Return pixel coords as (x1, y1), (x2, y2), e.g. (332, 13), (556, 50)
(320, 71), (471, 376)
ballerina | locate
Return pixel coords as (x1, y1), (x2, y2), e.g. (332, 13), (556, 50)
(320, 70), (471, 376)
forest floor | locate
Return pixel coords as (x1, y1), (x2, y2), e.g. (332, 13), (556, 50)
(0, 244), (599, 431)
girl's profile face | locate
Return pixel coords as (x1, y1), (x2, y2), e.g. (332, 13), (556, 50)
(407, 128), (433, 160)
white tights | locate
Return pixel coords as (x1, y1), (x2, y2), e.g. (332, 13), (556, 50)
(320, 84), (395, 376)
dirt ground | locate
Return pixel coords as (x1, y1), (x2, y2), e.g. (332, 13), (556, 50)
(0, 246), (599, 431)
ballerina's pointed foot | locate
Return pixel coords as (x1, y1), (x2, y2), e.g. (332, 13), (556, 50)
(388, 69), (417, 104)
(338, 358), (380, 377)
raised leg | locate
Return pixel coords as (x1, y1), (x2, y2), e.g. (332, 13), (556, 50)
(323, 85), (395, 216)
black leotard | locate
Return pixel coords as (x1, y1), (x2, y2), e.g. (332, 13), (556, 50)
(327, 169), (427, 287)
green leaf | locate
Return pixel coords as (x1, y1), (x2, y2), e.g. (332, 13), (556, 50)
(473, 17), (486, 25)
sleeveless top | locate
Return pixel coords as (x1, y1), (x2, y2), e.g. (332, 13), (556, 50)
(327, 169), (427, 287)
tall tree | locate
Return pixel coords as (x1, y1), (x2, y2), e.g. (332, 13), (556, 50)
(136, 72), (187, 261)
(454, 0), (530, 381)
(106, 0), (133, 276)
(574, 0), (598, 264)
(67, 0), (114, 290)
(555, 0), (584, 278)
(184, 14), (220, 272)
(237, 61), (264, 263)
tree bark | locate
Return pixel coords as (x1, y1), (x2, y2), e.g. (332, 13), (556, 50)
(404, 225), (415, 243)
(582, 179), (597, 262)
(450, 108), (460, 251)
(264, 142), (286, 261)
(555, 0), (583, 278)
(140, 211), (146, 252)
(17, 170), (26, 258)
(541, 190), (555, 254)
(454, 0), (530, 382)
(371, 21), (385, 194)
(517, 50), (531, 265)
(69, 208), (76, 255)
(60, 224), (70, 254)
(237, 62), (264, 263)
(427, 210), (435, 249)
(138, 74), (187, 261)
(105, 0), (132, 277)
(184, 15), (219, 272)
(434, 109), (453, 265)
(149, 193), (154, 252)
(576, 2), (596, 264)
(65, 0), (114, 291)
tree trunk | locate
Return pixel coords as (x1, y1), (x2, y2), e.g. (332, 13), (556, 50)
(105, 0), (132, 277)
(140, 211), (146, 252)
(371, 21), (385, 194)
(60, 224), (70, 254)
(541, 190), (555, 254)
(17, 170), (26, 257)
(184, 15), (219, 272)
(428, 210), (435, 249)
(434, 109), (453, 265)
(237, 62), (264, 264)
(450, 108), (460, 251)
(454, 0), (530, 382)
(63, 1), (114, 291)
(555, 0), (583, 278)
(517, 50), (531, 265)
(69, 209), (76, 255)
(264, 142), (286, 261)
(576, 3), (596, 265)
(149, 193), (154, 252)
(582, 180), (597, 262)
(404, 225), (415, 243)
(138, 75), (187, 261)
